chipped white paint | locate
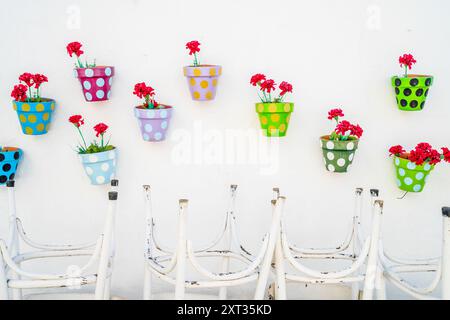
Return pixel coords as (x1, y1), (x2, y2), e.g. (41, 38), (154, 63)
(142, 184), (284, 300)
(379, 207), (450, 300)
(266, 187), (383, 300)
(0, 181), (119, 300)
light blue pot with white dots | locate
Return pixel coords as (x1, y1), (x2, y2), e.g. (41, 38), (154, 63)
(79, 148), (116, 185)
(393, 156), (434, 192)
(134, 105), (173, 142)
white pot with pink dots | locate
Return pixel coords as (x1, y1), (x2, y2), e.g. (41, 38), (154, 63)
(75, 66), (114, 102)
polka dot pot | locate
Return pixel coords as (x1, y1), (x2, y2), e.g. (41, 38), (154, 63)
(0, 147), (22, 185)
(256, 102), (294, 137)
(183, 65), (221, 101)
(134, 106), (173, 142)
(13, 99), (55, 135)
(393, 156), (434, 192)
(320, 136), (359, 173)
(391, 75), (433, 111)
(79, 148), (116, 185)
(75, 66), (115, 102)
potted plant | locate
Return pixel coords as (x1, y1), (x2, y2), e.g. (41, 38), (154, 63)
(66, 41), (115, 102)
(11, 73), (55, 135)
(0, 147), (22, 184)
(389, 143), (450, 192)
(133, 82), (173, 142)
(321, 109), (363, 173)
(251, 74), (294, 137)
(183, 40), (222, 101)
(392, 54), (433, 111)
(69, 115), (116, 185)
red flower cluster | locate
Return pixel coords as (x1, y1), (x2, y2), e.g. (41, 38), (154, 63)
(18, 72), (48, 89)
(133, 82), (155, 99)
(66, 41), (84, 57)
(94, 123), (108, 137)
(328, 108), (344, 120)
(260, 79), (276, 93)
(328, 109), (363, 139)
(399, 53), (416, 70)
(250, 73), (266, 86)
(69, 115), (84, 128)
(388, 145), (405, 156)
(389, 143), (450, 166)
(18, 72), (34, 87)
(10, 84), (28, 102)
(186, 41), (200, 55)
(279, 81), (293, 96)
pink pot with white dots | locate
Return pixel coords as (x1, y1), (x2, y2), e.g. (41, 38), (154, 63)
(74, 66), (114, 102)
(134, 105), (173, 142)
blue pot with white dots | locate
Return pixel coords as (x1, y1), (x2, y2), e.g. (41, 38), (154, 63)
(75, 66), (114, 102)
(393, 156), (434, 192)
(134, 106), (173, 142)
(79, 148), (116, 185)
(0, 147), (22, 185)
(13, 99), (55, 135)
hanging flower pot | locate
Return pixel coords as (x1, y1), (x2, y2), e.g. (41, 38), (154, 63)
(132, 82), (173, 141)
(69, 115), (117, 185)
(320, 109), (363, 173)
(67, 42), (115, 102)
(392, 54), (433, 111)
(183, 41), (222, 101)
(11, 73), (55, 135)
(255, 103), (293, 137)
(250, 74), (294, 137)
(0, 147), (22, 185)
(389, 144), (450, 193)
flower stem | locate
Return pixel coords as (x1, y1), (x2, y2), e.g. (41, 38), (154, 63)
(404, 65), (408, 77)
(77, 126), (88, 151)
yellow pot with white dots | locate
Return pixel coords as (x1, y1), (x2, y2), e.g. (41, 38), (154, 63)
(183, 65), (222, 101)
(13, 98), (56, 135)
(256, 102), (294, 137)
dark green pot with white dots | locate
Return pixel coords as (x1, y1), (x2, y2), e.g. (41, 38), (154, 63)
(391, 75), (433, 111)
(320, 136), (359, 173)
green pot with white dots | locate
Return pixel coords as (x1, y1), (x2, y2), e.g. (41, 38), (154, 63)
(320, 136), (359, 173)
(392, 75), (433, 111)
(256, 102), (293, 137)
(393, 156), (434, 192)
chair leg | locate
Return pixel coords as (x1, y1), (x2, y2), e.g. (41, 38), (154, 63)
(103, 274), (111, 300)
(273, 233), (286, 300)
(375, 265), (386, 300)
(143, 265), (152, 300)
(0, 254), (8, 300)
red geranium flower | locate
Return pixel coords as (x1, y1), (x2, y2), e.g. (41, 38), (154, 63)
(279, 81), (293, 96)
(66, 42), (84, 57)
(328, 108), (344, 120)
(260, 79), (276, 93)
(133, 82), (154, 99)
(428, 149), (442, 165)
(33, 74), (48, 89)
(442, 147), (450, 163)
(11, 84), (28, 102)
(399, 53), (416, 70)
(335, 120), (352, 136)
(389, 145), (405, 156)
(19, 72), (34, 87)
(350, 124), (363, 138)
(186, 41), (201, 55)
(69, 115), (84, 128)
(94, 123), (108, 137)
(250, 73), (266, 86)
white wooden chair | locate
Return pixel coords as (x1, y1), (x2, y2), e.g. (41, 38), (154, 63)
(378, 207), (450, 300)
(0, 179), (119, 300)
(142, 184), (286, 300)
(267, 187), (384, 300)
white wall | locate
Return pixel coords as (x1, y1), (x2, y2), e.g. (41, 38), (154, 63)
(0, 0), (449, 299)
